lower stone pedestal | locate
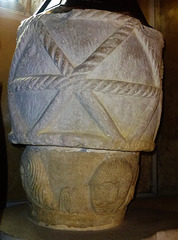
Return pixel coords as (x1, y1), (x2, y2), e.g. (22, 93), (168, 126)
(20, 146), (139, 230)
(1, 197), (178, 240)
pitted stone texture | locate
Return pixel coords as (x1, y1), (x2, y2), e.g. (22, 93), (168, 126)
(8, 9), (164, 152)
(20, 146), (139, 230)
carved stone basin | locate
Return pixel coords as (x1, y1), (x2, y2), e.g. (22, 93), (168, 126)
(8, 9), (163, 230)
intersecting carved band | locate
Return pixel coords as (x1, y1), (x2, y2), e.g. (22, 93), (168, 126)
(9, 75), (160, 98)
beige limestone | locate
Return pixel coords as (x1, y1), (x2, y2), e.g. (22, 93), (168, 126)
(8, 9), (163, 152)
(1, 196), (178, 239)
(8, 9), (163, 230)
(21, 146), (139, 230)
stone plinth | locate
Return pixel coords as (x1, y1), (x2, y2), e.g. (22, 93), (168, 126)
(8, 9), (163, 230)
(21, 147), (139, 230)
(1, 197), (178, 240)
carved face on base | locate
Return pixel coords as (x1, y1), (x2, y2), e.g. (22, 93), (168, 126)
(89, 159), (133, 214)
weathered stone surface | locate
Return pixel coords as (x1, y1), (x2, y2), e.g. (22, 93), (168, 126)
(8, 9), (163, 152)
(8, 9), (163, 230)
(21, 146), (139, 230)
(1, 197), (178, 239)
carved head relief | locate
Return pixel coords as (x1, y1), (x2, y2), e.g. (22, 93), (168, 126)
(89, 158), (133, 214)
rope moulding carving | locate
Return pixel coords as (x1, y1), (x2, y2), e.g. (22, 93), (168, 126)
(8, 8), (164, 230)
